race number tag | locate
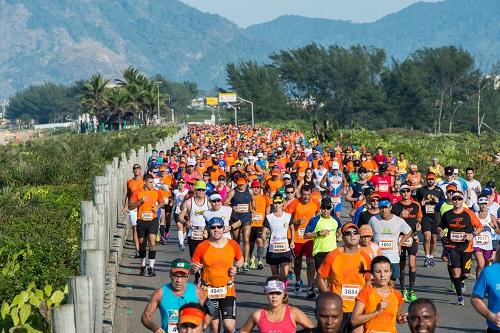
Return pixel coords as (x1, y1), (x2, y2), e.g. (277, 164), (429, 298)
(331, 196), (340, 204)
(379, 184), (389, 192)
(141, 211), (154, 221)
(207, 286), (227, 299)
(191, 227), (204, 241)
(168, 324), (178, 333)
(399, 235), (413, 247)
(272, 242), (288, 253)
(341, 284), (360, 300)
(425, 205), (435, 214)
(236, 204), (249, 213)
(167, 310), (179, 333)
(474, 234), (489, 245)
(298, 228), (306, 238)
(252, 214), (263, 222)
(450, 231), (466, 242)
(379, 240), (394, 251)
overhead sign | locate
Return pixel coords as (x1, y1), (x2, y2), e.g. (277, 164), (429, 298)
(206, 97), (218, 106)
(218, 92), (237, 103)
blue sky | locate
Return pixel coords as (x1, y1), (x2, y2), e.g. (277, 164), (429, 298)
(179, 0), (441, 27)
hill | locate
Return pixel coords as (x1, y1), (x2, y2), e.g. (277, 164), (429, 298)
(0, 0), (499, 99)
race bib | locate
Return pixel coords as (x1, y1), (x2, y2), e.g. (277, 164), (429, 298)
(272, 242), (288, 253)
(141, 211), (154, 221)
(252, 214), (263, 222)
(399, 235), (413, 247)
(163, 197), (169, 205)
(298, 228), (305, 238)
(167, 310), (179, 333)
(425, 205), (435, 214)
(331, 196), (340, 204)
(341, 284), (360, 300)
(474, 234), (489, 245)
(236, 204), (249, 213)
(379, 184), (389, 192)
(450, 231), (466, 242)
(207, 286), (227, 299)
(379, 240), (394, 251)
(191, 228), (204, 241)
(194, 209), (204, 216)
(168, 324), (178, 333)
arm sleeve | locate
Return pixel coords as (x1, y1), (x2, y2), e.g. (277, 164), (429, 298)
(355, 286), (371, 305)
(305, 216), (320, 233)
(401, 220), (412, 234)
(230, 240), (243, 260)
(471, 268), (487, 298)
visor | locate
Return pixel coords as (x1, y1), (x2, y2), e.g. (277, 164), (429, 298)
(378, 198), (392, 208)
(264, 280), (286, 294)
(178, 307), (205, 326)
(209, 193), (222, 201)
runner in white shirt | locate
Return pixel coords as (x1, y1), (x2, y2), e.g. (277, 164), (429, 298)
(203, 192), (242, 240)
(174, 179), (190, 252)
(313, 161), (328, 195)
(465, 167), (481, 211)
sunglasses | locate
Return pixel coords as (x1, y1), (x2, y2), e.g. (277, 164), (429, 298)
(321, 205), (332, 210)
(196, 189), (206, 192)
(446, 190), (455, 193)
(171, 274), (189, 279)
(209, 225), (223, 230)
(211, 199), (221, 203)
(400, 189), (411, 193)
(273, 201), (284, 204)
(370, 199), (379, 203)
(452, 197), (463, 201)
(479, 202), (487, 205)
(286, 191), (295, 194)
(343, 230), (360, 236)
(133, 166), (141, 170)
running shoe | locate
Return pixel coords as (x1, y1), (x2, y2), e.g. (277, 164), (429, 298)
(449, 282), (456, 292)
(178, 244), (185, 252)
(257, 260), (264, 270)
(402, 289), (410, 303)
(294, 280), (303, 296)
(429, 257), (436, 267)
(306, 288), (316, 299)
(249, 256), (256, 270)
(242, 263), (249, 272)
(287, 271), (296, 281)
(461, 281), (466, 293)
(457, 295), (465, 306)
(147, 267), (156, 277)
(164, 232), (170, 240)
(423, 258), (430, 267)
(140, 266), (147, 276)
(409, 290), (418, 302)
(134, 250), (140, 258)
(160, 236), (166, 245)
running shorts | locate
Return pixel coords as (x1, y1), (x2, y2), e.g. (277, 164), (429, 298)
(136, 220), (159, 238)
(447, 250), (473, 274)
(209, 296), (237, 320)
(293, 240), (313, 258)
(266, 250), (293, 266)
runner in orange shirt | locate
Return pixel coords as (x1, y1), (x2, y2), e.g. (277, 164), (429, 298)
(191, 217), (244, 333)
(249, 180), (271, 270)
(286, 185), (320, 299)
(123, 163), (144, 257)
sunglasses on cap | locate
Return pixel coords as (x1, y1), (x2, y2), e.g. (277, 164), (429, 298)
(343, 230), (360, 237)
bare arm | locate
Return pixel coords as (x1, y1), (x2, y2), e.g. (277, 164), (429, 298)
(224, 189), (235, 206)
(471, 296), (500, 327)
(320, 174), (328, 190)
(351, 300), (381, 327)
(141, 288), (164, 333)
(240, 311), (260, 333)
(178, 199), (191, 226)
(315, 274), (329, 293)
(291, 306), (314, 329)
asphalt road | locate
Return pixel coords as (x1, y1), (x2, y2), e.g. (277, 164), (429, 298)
(114, 216), (486, 333)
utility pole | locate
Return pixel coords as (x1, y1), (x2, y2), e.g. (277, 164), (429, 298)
(156, 81), (162, 124)
(237, 97), (254, 127)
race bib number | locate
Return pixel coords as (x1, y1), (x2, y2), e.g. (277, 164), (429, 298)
(236, 204), (249, 213)
(252, 214), (263, 222)
(167, 310), (178, 333)
(141, 211), (154, 221)
(331, 196), (340, 204)
(474, 234), (489, 245)
(298, 228), (305, 238)
(379, 184), (389, 192)
(207, 286), (227, 299)
(272, 242), (288, 253)
(450, 231), (466, 242)
(191, 228), (204, 241)
(379, 240), (394, 251)
(425, 205), (435, 214)
(399, 235), (413, 247)
(168, 324), (178, 333)
(341, 284), (360, 300)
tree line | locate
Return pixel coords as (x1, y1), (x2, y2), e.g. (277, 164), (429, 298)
(5, 67), (198, 128)
(226, 44), (500, 134)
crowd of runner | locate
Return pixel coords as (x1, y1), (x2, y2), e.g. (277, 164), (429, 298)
(123, 124), (500, 333)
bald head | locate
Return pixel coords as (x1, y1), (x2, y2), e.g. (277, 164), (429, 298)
(315, 292), (343, 333)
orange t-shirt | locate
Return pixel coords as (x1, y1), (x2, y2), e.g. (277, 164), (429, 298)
(130, 189), (159, 221)
(266, 178), (284, 195)
(251, 195), (271, 227)
(294, 160), (310, 181)
(192, 239), (243, 297)
(161, 174), (174, 188)
(127, 178), (144, 199)
(318, 248), (371, 312)
(355, 285), (404, 333)
(285, 199), (320, 243)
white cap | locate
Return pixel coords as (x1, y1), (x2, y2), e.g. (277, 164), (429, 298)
(187, 161), (196, 166)
(209, 193), (222, 201)
(283, 173), (291, 179)
(257, 152), (264, 158)
(331, 162), (340, 169)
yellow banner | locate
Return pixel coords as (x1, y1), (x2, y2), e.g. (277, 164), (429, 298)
(206, 97), (218, 106)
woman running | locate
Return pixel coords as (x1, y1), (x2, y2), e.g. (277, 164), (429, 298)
(240, 276), (314, 333)
(173, 178), (189, 252)
(473, 194), (499, 277)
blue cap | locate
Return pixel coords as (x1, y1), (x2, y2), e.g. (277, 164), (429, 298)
(482, 187), (493, 196)
(378, 198), (392, 208)
(207, 217), (224, 227)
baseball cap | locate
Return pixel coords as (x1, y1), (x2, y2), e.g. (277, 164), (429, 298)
(194, 180), (207, 190)
(271, 169), (280, 176)
(444, 166), (454, 176)
(283, 174), (291, 180)
(272, 194), (284, 204)
(331, 162), (340, 169)
(379, 164), (388, 172)
(446, 184), (458, 192)
(207, 216), (224, 227)
(359, 225), (373, 237)
(426, 172), (436, 180)
(178, 304), (206, 327)
(482, 187), (493, 196)
(187, 161), (196, 167)
(353, 160), (361, 167)
(264, 280), (286, 294)
(257, 152), (264, 158)
(318, 160), (324, 165)
(477, 195), (488, 204)
(400, 184), (411, 191)
(171, 258), (190, 274)
(358, 167), (368, 174)
(341, 223), (359, 234)
(378, 198), (392, 208)
(251, 180), (261, 188)
(368, 191), (380, 199)
(236, 177), (247, 185)
(451, 191), (464, 199)
(209, 193), (222, 201)
(320, 197), (332, 209)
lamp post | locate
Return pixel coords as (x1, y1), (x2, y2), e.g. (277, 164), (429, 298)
(156, 81), (162, 124)
(237, 96), (254, 127)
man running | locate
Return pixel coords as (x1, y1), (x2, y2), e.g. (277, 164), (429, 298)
(123, 163), (144, 257)
(416, 172), (445, 267)
(141, 258), (208, 332)
(191, 217), (244, 333)
(438, 190), (483, 305)
(320, 162), (346, 219)
(249, 180), (271, 270)
(296, 292), (344, 333)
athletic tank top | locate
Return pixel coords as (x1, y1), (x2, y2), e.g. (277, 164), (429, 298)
(473, 213), (494, 250)
(303, 177), (315, 190)
(188, 197), (209, 237)
(160, 283), (199, 333)
(266, 212), (291, 253)
(257, 305), (296, 333)
(174, 188), (189, 214)
(327, 171), (343, 196)
(313, 168), (327, 191)
(231, 187), (252, 222)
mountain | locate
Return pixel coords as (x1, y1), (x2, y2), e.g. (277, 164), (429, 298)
(0, 0), (499, 99)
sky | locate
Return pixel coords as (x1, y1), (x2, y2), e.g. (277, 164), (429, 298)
(179, 0), (441, 28)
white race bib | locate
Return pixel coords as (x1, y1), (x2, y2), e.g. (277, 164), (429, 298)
(272, 242), (288, 253)
(399, 235), (413, 247)
(141, 211), (154, 221)
(425, 205), (435, 214)
(236, 204), (249, 213)
(474, 234), (489, 246)
(191, 228), (204, 241)
(331, 196), (341, 204)
(341, 284), (360, 300)
(379, 184), (389, 192)
(298, 228), (305, 238)
(252, 214), (263, 222)
(450, 231), (466, 242)
(379, 240), (394, 251)
(207, 286), (227, 299)
(163, 197), (169, 205)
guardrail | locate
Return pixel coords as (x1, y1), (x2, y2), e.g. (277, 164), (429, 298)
(52, 126), (188, 333)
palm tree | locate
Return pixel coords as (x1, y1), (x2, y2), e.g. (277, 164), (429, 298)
(107, 88), (130, 129)
(79, 74), (109, 122)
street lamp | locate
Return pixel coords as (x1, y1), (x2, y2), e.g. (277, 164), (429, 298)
(156, 81), (162, 124)
(237, 97), (254, 127)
